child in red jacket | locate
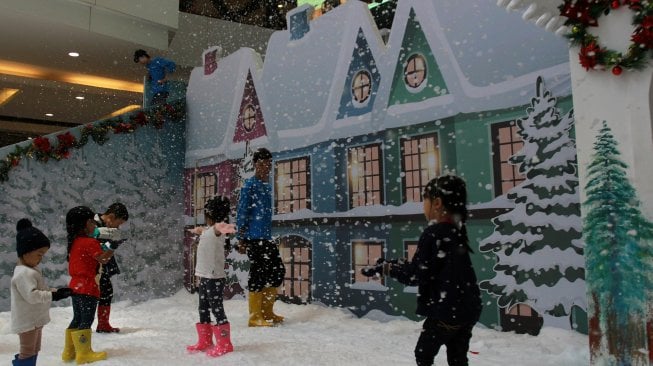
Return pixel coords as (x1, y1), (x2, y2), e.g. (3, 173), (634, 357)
(61, 206), (114, 364)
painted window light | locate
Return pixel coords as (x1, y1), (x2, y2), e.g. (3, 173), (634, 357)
(491, 121), (525, 196)
(275, 156), (311, 214)
(242, 104), (257, 132)
(352, 240), (384, 285)
(279, 236), (312, 303)
(351, 70), (372, 104)
(400, 133), (440, 203)
(348, 143), (384, 208)
(404, 241), (418, 261)
(404, 54), (427, 89)
(193, 172), (217, 217)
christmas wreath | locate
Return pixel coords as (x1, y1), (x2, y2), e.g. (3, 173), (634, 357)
(559, 0), (653, 75)
(0, 100), (185, 182)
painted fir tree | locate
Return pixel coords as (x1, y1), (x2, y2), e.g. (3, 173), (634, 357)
(480, 77), (586, 330)
(583, 121), (653, 365)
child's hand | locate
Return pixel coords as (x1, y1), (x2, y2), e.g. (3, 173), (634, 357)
(214, 222), (236, 235)
(52, 287), (73, 301)
(187, 227), (205, 235)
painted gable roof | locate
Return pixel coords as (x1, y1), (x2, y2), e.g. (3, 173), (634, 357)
(186, 47), (271, 164)
(374, 0), (572, 129)
(261, 1), (386, 147)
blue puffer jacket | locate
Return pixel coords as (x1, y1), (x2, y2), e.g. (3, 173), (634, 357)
(146, 57), (176, 95)
(236, 177), (273, 241)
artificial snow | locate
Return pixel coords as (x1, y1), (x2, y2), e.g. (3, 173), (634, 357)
(0, 291), (590, 365)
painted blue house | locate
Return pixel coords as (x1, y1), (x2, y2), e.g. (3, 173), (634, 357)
(184, 0), (586, 335)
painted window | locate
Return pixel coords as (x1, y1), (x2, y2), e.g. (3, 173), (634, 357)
(204, 49), (217, 76)
(352, 240), (384, 285)
(275, 156), (311, 214)
(193, 173), (217, 217)
(507, 304), (538, 317)
(352, 70), (372, 104)
(401, 133), (440, 203)
(404, 241), (418, 261)
(404, 54), (427, 89)
(279, 236), (312, 303)
(348, 143), (384, 208)
(491, 121), (525, 196)
(242, 104), (256, 132)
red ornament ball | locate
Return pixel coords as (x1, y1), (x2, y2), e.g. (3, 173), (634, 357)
(611, 0), (620, 9)
(612, 65), (623, 75)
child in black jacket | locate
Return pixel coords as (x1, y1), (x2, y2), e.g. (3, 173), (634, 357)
(364, 175), (482, 366)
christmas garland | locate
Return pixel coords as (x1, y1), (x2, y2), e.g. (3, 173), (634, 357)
(0, 100), (185, 182)
(559, 0), (653, 75)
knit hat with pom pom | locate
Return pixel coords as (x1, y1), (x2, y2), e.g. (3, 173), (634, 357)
(16, 218), (51, 257)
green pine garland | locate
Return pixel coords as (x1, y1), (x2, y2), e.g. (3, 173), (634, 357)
(0, 100), (185, 182)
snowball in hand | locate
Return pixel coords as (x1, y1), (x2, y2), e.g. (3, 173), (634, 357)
(214, 222), (236, 234)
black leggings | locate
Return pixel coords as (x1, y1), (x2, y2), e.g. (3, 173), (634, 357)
(98, 271), (113, 307)
(198, 278), (228, 325)
(246, 240), (285, 292)
(415, 317), (474, 366)
(68, 295), (98, 330)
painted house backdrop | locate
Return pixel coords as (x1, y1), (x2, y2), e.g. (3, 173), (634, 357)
(184, 0), (586, 335)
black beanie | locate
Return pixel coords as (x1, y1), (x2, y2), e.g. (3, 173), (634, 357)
(16, 218), (51, 257)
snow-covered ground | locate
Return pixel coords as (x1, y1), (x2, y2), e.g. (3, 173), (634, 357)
(0, 291), (589, 365)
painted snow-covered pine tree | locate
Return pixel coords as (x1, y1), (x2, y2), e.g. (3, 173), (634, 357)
(479, 77), (586, 332)
(583, 121), (653, 366)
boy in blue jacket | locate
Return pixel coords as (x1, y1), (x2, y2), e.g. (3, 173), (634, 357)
(134, 49), (176, 105)
(236, 148), (285, 327)
(363, 175), (482, 366)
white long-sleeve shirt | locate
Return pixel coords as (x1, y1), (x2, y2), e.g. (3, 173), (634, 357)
(194, 227), (227, 279)
(11, 264), (52, 334)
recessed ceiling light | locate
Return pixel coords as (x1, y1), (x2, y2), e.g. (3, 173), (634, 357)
(45, 113), (54, 117)
(75, 96), (85, 100)
(277, 4), (283, 8)
(68, 52), (80, 57)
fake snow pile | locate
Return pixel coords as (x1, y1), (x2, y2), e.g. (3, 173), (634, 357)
(0, 291), (589, 365)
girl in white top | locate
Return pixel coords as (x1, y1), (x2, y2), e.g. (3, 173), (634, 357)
(11, 219), (71, 366)
(186, 196), (236, 358)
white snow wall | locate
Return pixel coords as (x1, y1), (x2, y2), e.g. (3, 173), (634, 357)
(0, 120), (186, 311)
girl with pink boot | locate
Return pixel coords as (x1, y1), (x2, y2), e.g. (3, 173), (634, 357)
(186, 196), (236, 358)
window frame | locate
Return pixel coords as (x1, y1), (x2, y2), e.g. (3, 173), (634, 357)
(274, 155), (312, 214)
(242, 104), (257, 132)
(404, 53), (428, 90)
(491, 121), (525, 197)
(351, 239), (386, 286)
(351, 69), (372, 105)
(400, 133), (440, 203)
(192, 172), (218, 218)
(347, 143), (385, 209)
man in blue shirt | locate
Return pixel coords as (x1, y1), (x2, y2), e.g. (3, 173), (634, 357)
(134, 49), (176, 105)
(236, 148), (285, 327)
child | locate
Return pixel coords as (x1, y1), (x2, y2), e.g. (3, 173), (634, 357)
(93, 202), (129, 333)
(62, 206), (114, 364)
(186, 196), (236, 357)
(11, 219), (72, 366)
(363, 175), (482, 366)
(236, 147), (285, 327)
(134, 49), (176, 105)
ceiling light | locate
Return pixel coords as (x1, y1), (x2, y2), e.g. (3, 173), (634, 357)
(0, 59), (144, 93)
(45, 113), (54, 117)
(0, 88), (20, 107)
(68, 52), (80, 57)
(102, 104), (141, 119)
(277, 4), (283, 8)
(75, 96), (85, 100)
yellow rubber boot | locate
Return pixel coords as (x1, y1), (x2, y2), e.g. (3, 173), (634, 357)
(71, 329), (107, 364)
(262, 288), (284, 324)
(62, 328), (77, 362)
(248, 292), (273, 327)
